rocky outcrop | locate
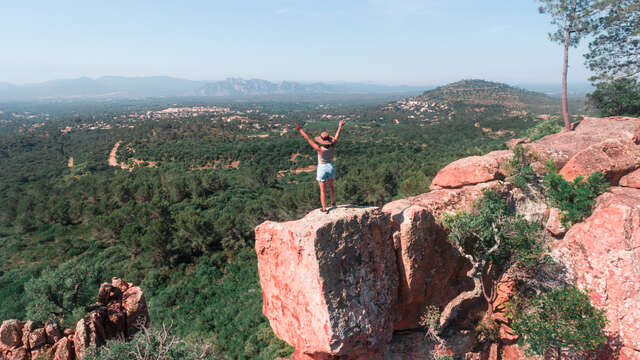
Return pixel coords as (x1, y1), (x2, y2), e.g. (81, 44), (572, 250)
(256, 116), (640, 360)
(528, 116), (640, 174)
(256, 207), (398, 359)
(0, 278), (149, 360)
(429, 150), (512, 190)
(559, 138), (640, 184)
(620, 168), (640, 189)
(553, 187), (640, 359)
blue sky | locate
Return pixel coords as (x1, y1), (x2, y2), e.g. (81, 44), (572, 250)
(1, 0), (593, 85)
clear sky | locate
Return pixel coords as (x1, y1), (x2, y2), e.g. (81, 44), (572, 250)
(1, 0), (594, 85)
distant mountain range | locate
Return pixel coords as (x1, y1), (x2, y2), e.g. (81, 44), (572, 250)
(0, 76), (594, 102)
(0, 77), (427, 101)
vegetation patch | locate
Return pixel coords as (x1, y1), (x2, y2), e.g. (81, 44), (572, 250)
(526, 117), (563, 141)
(507, 287), (607, 359)
(543, 163), (608, 227)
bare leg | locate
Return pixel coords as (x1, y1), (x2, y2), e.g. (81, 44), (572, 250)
(327, 179), (335, 207)
(318, 181), (327, 211)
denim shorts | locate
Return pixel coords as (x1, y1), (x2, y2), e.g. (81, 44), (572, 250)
(316, 163), (335, 181)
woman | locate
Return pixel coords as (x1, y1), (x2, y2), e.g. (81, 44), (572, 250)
(295, 120), (345, 213)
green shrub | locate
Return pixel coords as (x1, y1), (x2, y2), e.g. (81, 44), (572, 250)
(543, 163), (608, 226)
(507, 287), (607, 358)
(526, 118), (563, 141)
(25, 258), (105, 326)
(84, 324), (213, 360)
(438, 189), (544, 330)
(587, 78), (640, 116)
(505, 145), (537, 189)
(442, 189), (544, 268)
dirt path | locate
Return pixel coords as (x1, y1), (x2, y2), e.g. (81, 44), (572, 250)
(109, 142), (121, 167)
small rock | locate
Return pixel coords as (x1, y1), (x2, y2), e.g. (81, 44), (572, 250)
(619, 168), (640, 189)
(45, 320), (62, 344)
(545, 207), (566, 236)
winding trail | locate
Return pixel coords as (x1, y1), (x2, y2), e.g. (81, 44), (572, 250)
(108, 141), (121, 167)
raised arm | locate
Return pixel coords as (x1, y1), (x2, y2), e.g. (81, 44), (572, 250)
(295, 124), (321, 151)
(333, 120), (345, 144)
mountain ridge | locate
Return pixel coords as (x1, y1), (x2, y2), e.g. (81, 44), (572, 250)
(0, 77), (427, 101)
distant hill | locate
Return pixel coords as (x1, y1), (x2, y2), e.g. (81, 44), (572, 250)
(0, 77), (425, 101)
(415, 79), (557, 108)
(382, 79), (567, 126)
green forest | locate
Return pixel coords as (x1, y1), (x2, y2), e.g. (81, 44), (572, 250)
(0, 82), (602, 359)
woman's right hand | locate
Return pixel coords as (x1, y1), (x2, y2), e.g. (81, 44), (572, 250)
(294, 124), (302, 131)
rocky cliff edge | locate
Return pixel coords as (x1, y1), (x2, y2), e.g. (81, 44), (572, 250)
(256, 116), (640, 360)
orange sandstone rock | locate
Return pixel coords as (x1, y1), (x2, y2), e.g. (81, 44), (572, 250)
(558, 138), (640, 184)
(430, 150), (511, 189)
(620, 168), (640, 189)
(553, 187), (640, 357)
(255, 206), (397, 359)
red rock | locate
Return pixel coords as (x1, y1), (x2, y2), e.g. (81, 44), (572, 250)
(111, 278), (131, 293)
(620, 347), (640, 360)
(558, 138), (640, 184)
(412, 181), (503, 220)
(50, 336), (74, 360)
(506, 138), (529, 150)
(122, 286), (150, 338)
(27, 328), (47, 350)
(255, 206), (397, 359)
(528, 116), (640, 174)
(6, 346), (28, 360)
(382, 193), (481, 330)
(545, 207), (566, 236)
(430, 150), (512, 189)
(45, 321), (62, 344)
(553, 187), (640, 354)
(30, 347), (48, 360)
(74, 308), (107, 358)
(0, 320), (24, 348)
(96, 283), (122, 305)
(501, 344), (530, 360)
(620, 168), (640, 189)
(104, 301), (126, 340)
(381, 203), (433, 330)
(21, 321), (40, 351)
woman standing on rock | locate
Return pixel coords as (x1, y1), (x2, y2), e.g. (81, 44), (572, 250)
(295, 120), (345, 213)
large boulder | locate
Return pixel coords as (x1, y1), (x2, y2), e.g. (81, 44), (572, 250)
(49, 336), (74, 360)
(528, 116), (640, 174)
(122, 286), (150, 338)
(430, 150), (512, 190)
(553, 187), (640, 359)
(558, 138), (640, 184)
(255, 206), (398, 359)
(74, 308), (107, 358)
(0, 320), (24, 349)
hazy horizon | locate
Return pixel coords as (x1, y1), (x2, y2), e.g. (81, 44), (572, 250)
(2, 1), (597, 86)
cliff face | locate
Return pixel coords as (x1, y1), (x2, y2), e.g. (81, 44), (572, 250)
(0, 278), (150, 360)
(255, 116), (640, 360)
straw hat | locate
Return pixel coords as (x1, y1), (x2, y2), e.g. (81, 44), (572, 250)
(314, 131), (334, 146)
